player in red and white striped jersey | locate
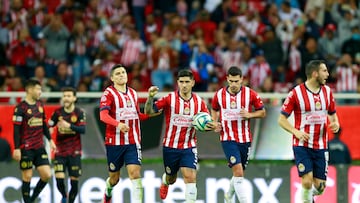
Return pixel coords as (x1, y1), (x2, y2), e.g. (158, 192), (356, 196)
(211, 66), (266, 203)
(278, 60), (340, 202)
(99, 64), (149, 203)
(145, 69), (217, 202)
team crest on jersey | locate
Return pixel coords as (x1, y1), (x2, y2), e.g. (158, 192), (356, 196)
(71, 115), (78, 122)
(315, 101), (322, 110)
(166, 166), (171, 174)
(38, 106), (43, 113)
(126, 99), (132, 107)
(184, 107), (190, 115)
(27, 109), (32, 114)
(100, 95), (107, 102)
(298, 163), (305, 172)
(109, 163), (115, 171)
(230, 101), (237, 109)
(230, 156), (236, 164)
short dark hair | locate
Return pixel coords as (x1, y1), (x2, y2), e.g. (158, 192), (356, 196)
(227, 66), (242, 77)
(305, 60), (325, 78)
(110, 64), (126, 76)
(25, 79), (41, 90)
(61, 87), (77, 96)
(177, 69), (194, 80)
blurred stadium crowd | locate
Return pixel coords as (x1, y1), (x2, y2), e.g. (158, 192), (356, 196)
(0, 0), (359, 104)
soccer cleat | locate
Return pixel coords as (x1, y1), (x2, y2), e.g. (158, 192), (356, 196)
(159, 184), (169, 199)
(60, 197), (67, 203)
(103, 193), (112, 203)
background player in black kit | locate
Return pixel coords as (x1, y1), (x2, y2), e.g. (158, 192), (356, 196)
(12, 79), (56, 203)
(48, 87), (86, 203)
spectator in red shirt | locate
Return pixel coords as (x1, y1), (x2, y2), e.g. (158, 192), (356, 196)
(189, 10), (217, 48)
(7, 28), (37, 79)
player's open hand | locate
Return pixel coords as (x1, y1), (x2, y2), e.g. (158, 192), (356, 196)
(148, 86), (159, 97)
(57, 119), (70, 129)
(239, 108), (250, 119)
(294, 130), (310, 141)
(118, 122), (130, 133)
(204, 121), (217, 131)
(12, 149), (21, 162)
(50, 140), (57, 151)
(329, 122), (340, 133)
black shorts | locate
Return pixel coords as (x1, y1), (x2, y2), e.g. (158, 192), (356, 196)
(53, 155), (82, 177)
(20, 148), (50, 170)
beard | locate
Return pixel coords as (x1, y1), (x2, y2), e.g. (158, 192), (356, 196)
(316, 76), (326, 86)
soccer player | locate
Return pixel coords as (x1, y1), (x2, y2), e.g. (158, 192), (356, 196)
(211, 66), (266, 203)
(145, 69), (217, 202)
(100, 64), (150, 203)
(12, 79), (56, 203)
(48, 87), (86, 203)
(278, 60), (340, 203)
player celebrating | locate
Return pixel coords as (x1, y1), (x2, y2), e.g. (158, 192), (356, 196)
(100, 64), (150, 203)
(48, 87), (86, 203)
(12, 79), (56, 203)
(145, 69), (216, 202)
(278, 60), (340, 203)
(211, 66), (266, 203)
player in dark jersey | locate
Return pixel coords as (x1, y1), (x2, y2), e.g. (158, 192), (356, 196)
(48, 87), (86, 203)
(12, 79), (56, 203)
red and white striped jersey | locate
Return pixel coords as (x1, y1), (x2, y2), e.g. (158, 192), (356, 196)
(155, 91), (209, 149)
(100, 85), (141, 146)
(247, 61), (272, 90)
(212, 86), (264, 143)
(121, 39), (146, 66)
(336, 65), (359, 92)
(289, 44), (301, 72)
(221, 51), (242, 73)
(281, 83), (337, 149)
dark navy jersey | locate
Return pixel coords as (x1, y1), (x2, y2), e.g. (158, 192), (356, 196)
(13, 100), (47, 150)
(48, 107), (86, 156)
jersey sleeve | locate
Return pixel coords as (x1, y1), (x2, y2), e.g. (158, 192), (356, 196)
(200, 99), (210, 113)
(250, 89), (264, 110)
(100, 89), (113, 111)
(154, 94), (170, 111)
(211, 91), (220, 111)
(78, 108), (86, 126)
(48, 110), (59, 127)
(281, 90), (296, 117)
(328, 90), (336, 115)
(12, 104), (24, 126)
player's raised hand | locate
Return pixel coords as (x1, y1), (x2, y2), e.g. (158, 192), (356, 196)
(148, 86), (159, 97)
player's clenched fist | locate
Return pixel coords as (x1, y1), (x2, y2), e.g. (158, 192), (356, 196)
(148, 86), (159, 97)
